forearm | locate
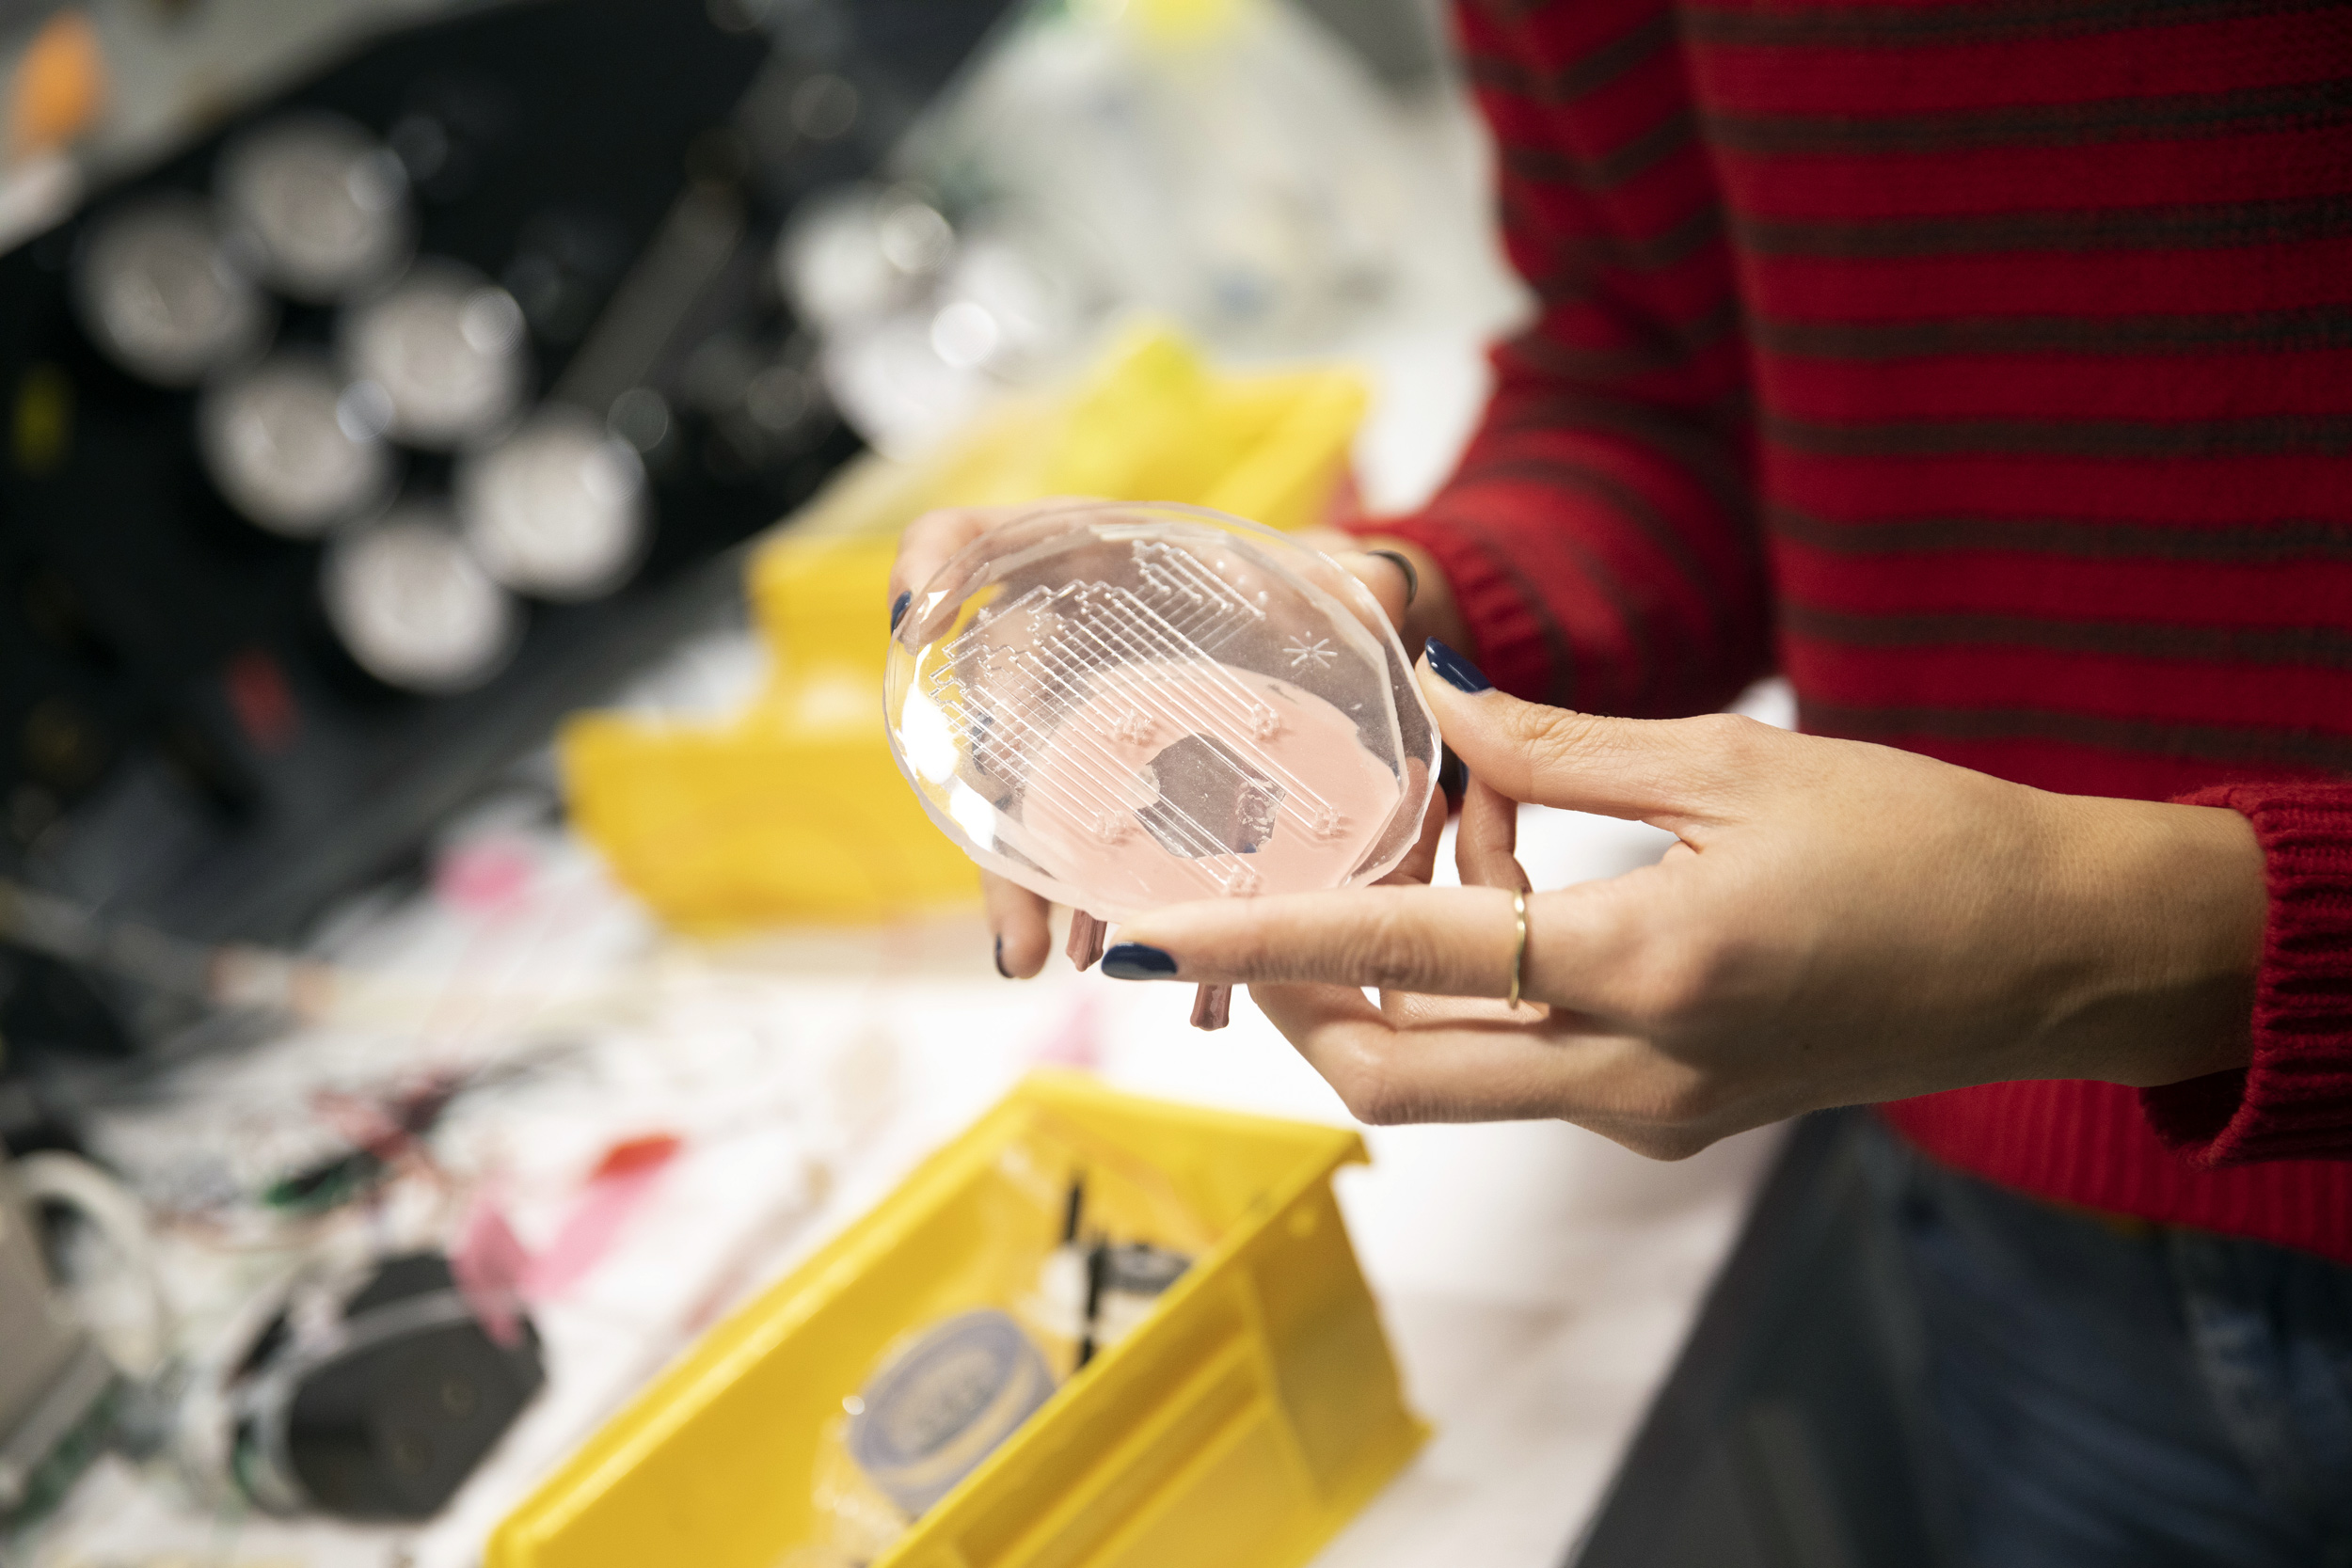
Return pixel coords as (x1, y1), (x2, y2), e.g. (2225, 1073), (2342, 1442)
(1343, 417), (1772, 719)
(1355, 0), (1769, 720)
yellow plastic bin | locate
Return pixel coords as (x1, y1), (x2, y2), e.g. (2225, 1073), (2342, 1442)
(557, 325), (1370, 931)
(490, 1073), (1426, 1568)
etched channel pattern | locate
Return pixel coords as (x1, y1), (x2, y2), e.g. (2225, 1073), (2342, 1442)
(925, 540), (1351, 895)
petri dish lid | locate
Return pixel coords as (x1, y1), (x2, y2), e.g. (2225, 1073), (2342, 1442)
(885, 502), (1438, 924)
(847, 1308), (1054, 1518)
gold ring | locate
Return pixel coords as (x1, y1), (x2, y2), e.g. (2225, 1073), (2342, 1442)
(1506, 887), (1528, 1010)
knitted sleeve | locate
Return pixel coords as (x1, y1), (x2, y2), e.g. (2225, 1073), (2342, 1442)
(1347, 0), (1772, 718)
(2142, 783), (2352, 1165)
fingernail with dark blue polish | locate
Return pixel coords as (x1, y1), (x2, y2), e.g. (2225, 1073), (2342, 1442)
(889, 592), (911, 632)
(994, 934), (1011, 979)
(1102, 942), (1179, 980)
(1423, 639), (1491, 693)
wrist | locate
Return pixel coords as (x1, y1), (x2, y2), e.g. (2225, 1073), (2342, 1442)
(2043, 795), (2265, 1086)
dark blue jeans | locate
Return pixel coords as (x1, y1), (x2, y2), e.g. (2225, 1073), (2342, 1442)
(1863, 1122), (2352, 1568)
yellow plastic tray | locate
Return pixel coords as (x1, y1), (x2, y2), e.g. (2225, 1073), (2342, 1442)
(490, 1074), (1426, 1568)
(557, 325), (1368, 931)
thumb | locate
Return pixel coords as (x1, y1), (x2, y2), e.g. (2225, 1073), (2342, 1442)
(1416, 641), (1760, 825)
(1331, 548), (1413, 631)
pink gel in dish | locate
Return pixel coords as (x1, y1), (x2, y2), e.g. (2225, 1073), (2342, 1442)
(886, 502), (1438, 1028)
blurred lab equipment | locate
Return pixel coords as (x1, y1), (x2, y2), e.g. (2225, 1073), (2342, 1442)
(457, 407), (651, 603)
(847, 1307), (1057, 1518)
(0, 0), (1010, 1071)
(560, 325), (1370, 931)
(202, 1249), (546, 1522)
(70, 194), (274, 386)
(321, 508), (525, 696)
(216, 112), (419, 304)
(0, 1146), (166, 1527)
(5, 9), (106, 165)
(492, 1073), (1424, 1568)
(341, 261), (530, 448)
(197, 353), (399, 538)
(0, 1159), (110, 1525)
(781, 0), (1418, 456)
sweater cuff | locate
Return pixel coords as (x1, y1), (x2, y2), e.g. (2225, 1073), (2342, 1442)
(1342, 511), (1561, 703)
(2141, 784), (2352, 1166)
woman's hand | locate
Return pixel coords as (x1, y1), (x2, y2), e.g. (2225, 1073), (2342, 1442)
(888, 501), (1438, 975)
(1100, 644), (2269, 1157)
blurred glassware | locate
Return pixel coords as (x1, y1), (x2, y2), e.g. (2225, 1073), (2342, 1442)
(456, 406), (650, 602)
(322, 509), (521, 694)
(779, 0), (1410, 456)
(910, 0), (1407, 344)
(779, 185), (1095, 456)
(341, 261), (530, 449)
(777, 184), (952, 332)
(197, 354), (396, 538)
(72, 194), (273, 386)
(216, 112), (416, 303)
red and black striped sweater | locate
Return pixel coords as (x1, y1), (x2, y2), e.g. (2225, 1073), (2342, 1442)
(1365, 0), (2352, 1262)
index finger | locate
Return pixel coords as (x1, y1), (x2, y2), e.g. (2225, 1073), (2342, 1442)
(887, 496), (1105, 612)
(888, 506), (1007, 612)
(1109, 882), (1641, 1012)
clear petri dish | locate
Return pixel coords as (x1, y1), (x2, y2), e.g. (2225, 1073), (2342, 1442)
(340, 261), (529, 449)
(73, 195), (273, 386)
(454, 406), (649, 601)
(198, 354), (394, 537)
(321, 509), (520, 694)
(217, 113), (415, 303)
(847, 1308), (1054, 1518)
(884, 502), (1437, 924)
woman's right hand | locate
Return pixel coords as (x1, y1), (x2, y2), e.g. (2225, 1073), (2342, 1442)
(887, 501), (1452, 976)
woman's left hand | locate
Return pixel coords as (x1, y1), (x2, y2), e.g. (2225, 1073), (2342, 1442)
(1102, 648), (2270, 1157)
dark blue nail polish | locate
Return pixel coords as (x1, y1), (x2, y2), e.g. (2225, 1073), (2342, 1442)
(889, 592), (911, 632)
(1102, 942), (1179, 980)
(1423, 639), (1491, 693)
(994, 934), (1011, 979)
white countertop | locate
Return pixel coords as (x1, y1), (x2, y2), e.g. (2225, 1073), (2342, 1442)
(24, 780), (1784, 1568)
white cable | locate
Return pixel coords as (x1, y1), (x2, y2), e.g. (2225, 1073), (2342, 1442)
(9, 1152), (173, 1381)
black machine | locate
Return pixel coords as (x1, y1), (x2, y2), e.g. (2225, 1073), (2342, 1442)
(222, 1249), (542, 1521)
(0, 0), (1009, 1068)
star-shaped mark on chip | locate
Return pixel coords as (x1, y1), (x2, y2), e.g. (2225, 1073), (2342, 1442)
(1283, 634), (1337, 670)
